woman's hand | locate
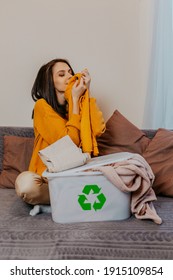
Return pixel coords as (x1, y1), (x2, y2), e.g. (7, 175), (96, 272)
(71, 68), (91, 115)
(72, 76), (86, 101)
(81, 68), (91, 90)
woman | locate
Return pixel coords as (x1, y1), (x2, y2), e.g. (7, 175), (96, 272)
(15, 58), (105, 208)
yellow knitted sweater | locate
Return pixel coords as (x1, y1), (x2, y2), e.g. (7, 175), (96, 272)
(29, 99), (81, 175)
(29, 93), (105, 175)
(65, 73), (105, 156)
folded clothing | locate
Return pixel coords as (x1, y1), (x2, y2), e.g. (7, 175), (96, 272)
(39, 135), (90, 172)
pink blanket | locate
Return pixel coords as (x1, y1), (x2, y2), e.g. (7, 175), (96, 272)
(92, 154), (162, 224)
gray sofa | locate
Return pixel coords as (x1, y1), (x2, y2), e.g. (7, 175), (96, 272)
(0, 126), (173, 260)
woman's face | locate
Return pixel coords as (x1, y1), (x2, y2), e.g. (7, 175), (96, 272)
(52, 62), (73, 105)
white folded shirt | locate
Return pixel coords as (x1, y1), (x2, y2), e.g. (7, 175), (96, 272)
(39, 135), (90, 172)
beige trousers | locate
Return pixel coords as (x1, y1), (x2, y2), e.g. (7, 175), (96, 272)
(15, 171), (50, 205)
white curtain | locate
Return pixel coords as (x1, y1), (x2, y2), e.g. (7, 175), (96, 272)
(143, 0), (173, 129)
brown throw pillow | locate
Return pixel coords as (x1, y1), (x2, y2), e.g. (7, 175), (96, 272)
(0, 135), (34, 188)
(97, 111), (173, 197)
(143, 128), (173, 197)
(97, 110), (150, 156)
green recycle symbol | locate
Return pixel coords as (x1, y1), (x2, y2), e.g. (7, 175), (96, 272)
(78, 185), (106, 211)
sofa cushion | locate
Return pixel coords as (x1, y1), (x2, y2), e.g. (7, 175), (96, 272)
(0, 135), (34, 188)
(0, 126), (34, 172)
(97, 110), (150, 155)
(97, 111), (173, 197)
(143, 128), (173, 197)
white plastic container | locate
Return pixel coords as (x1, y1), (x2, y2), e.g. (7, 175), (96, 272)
(43, 153), (132, 223)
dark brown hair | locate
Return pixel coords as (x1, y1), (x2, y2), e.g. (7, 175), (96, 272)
(31, 58), (75, 118)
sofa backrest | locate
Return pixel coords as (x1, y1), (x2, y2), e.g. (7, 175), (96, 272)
(0, 126), (157, 173)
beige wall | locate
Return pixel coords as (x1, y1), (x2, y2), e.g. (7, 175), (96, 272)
(0, 0), (155, 128)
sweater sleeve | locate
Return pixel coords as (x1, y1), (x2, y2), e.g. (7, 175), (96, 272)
(89, 98), (106, 137)
(34, 99), (81, 146)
